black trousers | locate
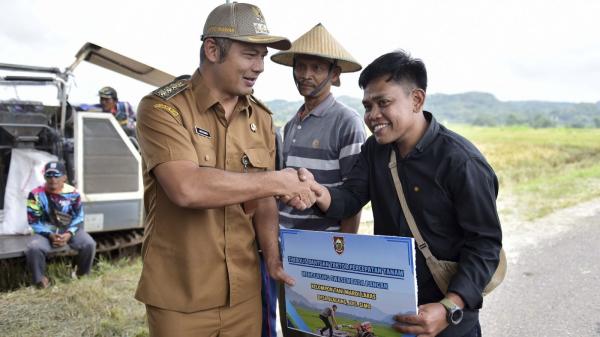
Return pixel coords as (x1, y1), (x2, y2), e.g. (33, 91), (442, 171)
(318, 315), (333, 337)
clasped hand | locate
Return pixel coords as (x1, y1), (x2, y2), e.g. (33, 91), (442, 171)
(278, 168), (322, 210)
(49, 232), (72, 248)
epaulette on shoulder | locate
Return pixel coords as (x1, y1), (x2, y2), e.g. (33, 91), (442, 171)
(249, 94), (272, 114)
(152, 75), (191, 100)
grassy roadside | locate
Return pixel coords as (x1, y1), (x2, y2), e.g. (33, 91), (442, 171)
(0, 258), (147, 337)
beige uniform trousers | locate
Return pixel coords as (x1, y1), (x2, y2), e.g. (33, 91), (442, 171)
(146, 295), (261, 337)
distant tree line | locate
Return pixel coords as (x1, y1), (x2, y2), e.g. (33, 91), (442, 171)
(265, 92), (600, 128)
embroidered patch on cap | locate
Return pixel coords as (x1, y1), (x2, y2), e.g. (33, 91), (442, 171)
(253, 23), (269, 34)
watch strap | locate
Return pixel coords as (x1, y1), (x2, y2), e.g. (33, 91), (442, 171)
(439, 297), (458, 311)
(439, 297), (463, 325)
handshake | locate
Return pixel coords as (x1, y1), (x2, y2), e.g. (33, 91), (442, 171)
(276, 168), (328, 211)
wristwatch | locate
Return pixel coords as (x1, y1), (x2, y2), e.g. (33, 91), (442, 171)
(439, 298), (463, 325)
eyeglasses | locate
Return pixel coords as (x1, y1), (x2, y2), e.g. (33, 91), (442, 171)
(44, 173), (64, 178)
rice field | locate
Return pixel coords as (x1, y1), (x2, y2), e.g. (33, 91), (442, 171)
(449, 125), (600, 219)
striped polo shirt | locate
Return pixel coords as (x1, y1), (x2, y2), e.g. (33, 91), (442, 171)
(278, 94), (366, 231)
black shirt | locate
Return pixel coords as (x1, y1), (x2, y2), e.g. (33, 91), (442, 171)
(326, 111), (502, 336)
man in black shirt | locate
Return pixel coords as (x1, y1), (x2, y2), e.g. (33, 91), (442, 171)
(300, 51), (503, 337)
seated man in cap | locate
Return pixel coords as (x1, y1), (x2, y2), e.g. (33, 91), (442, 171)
(268, 23), (366, 336)
(25, 161), (96, 288)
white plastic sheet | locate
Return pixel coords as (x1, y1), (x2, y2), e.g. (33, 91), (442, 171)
(1, 149), (57, 235)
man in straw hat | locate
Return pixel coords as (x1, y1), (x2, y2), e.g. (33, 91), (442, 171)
(268, 23), (366, 336)
(271, 23), (365, 235)
(134, 3), (317, 336)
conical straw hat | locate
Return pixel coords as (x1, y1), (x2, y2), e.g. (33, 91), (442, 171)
(271, 23), (361, 73)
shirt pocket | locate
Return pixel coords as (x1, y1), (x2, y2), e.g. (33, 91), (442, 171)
(243, 148), (271, 172)
(196, 144), (217, 168)
(240, 148), (271, 216)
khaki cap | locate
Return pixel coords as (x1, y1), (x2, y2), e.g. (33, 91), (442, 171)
(202, 2), (291, 50)
(271, 23), (362, 73)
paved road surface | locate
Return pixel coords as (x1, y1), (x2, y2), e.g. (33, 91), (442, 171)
(481, 198), (600, 336)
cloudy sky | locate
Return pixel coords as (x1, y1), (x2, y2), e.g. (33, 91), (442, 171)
(1, 0), (599, 107)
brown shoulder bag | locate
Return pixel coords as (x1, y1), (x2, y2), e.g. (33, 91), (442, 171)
(388, 150), (507, 295)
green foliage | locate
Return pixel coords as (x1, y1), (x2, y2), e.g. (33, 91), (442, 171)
(530, 114), (557, 128)
(265, 92), (600, 128)
(268, 98), (303, 127)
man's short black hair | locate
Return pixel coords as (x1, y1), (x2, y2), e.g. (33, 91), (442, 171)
(358, 50), (427, 92)
(200, 37), (233, 64)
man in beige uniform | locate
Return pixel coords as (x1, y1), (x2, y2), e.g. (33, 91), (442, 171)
(134, 3), (314, 336)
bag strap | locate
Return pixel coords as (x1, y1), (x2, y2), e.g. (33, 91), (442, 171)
(388, 150), (436, 261)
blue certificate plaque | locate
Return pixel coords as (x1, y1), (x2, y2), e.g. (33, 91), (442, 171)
(280, 229), (418, 337)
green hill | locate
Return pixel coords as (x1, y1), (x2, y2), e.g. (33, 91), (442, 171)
(265, 92), (600, 128)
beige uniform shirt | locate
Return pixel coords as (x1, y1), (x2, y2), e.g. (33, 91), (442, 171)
(134, 70), (276, 313)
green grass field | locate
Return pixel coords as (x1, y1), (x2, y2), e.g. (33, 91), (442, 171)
(448, 125), (600, 219)
(0, 258), (147, 337)
(1, 125), (600, 336)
